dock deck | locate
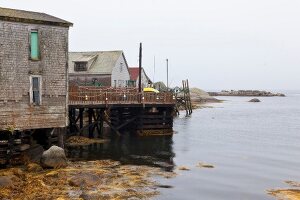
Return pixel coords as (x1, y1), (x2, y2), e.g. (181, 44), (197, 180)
(68, 86), (176, 137)
(69, 86), (176, 107)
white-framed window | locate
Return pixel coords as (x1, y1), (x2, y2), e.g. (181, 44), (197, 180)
(29, 75), (42, 105)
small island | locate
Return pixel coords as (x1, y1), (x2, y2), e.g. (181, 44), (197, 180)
(208, 90), (285, 97)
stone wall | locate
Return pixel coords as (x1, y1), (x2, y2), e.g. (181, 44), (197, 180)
(0, 21), (69, 130)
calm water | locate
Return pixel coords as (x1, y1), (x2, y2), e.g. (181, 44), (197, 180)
(68, 91), (300, 200)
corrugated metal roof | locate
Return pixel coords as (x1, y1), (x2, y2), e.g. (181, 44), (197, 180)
(69, 51), (124, 74)
(0, 7), (72, 27)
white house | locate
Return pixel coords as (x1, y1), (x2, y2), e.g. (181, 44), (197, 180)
(68, 51), (130, 87)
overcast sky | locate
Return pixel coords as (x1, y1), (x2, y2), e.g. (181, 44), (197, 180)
(1, 0), (300, 90)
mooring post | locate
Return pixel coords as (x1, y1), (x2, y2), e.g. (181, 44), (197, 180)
(57, 128), (65, 148)
(100, 109), (104, 137)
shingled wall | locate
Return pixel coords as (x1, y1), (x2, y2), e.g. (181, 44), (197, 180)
(0, 20), (69, 130)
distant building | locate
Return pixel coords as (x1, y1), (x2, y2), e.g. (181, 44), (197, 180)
(68, 51), (130, 87)
(128, 67), (152, 88)
(0, 7), (72, 131)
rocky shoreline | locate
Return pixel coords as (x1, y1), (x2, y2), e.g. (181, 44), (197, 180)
(0, 160), (176, 200)
(208, 90), (285, 97)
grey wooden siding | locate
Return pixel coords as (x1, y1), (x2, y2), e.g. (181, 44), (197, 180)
(0, 21), (69, 131)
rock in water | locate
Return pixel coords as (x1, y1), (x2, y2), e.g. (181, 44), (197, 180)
(69, 172), (101, 187)
(0, 176), (13, 187)
(249, 98), (261, 102)
(41, 146), (67, 168)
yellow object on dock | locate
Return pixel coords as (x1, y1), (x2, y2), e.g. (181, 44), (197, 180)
(143, 87), (159, 93)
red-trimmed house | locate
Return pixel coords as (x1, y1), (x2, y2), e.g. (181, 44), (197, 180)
(128, 67), (152, 88)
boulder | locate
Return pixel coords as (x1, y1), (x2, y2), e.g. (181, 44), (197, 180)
(189, 88), (221, 103)
(69, 172), (101, 187)
(249, 98), (261, 102)
(40, 146), (67, 168)
(0, 176), (15, 187)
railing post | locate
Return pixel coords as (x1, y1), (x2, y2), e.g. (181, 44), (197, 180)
(105, 92), (108, 107)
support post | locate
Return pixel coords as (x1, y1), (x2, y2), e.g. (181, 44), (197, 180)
(79, 108), (84, 134)
(88, 108), (93, 138)
(186, 79), (193, 114)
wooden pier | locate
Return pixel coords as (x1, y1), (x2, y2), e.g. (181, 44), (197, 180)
(68, 86), (176, 137)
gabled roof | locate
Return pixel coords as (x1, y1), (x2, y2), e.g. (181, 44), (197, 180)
(128, 68), (139, 81)
(72, 54), (98, 62)
(0, 7), (72, 27)
(129, 67), (152, 83)
(69, 51), (127, 74)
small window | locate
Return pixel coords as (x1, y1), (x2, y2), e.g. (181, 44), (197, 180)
(30, 76), (41, 105)
(30, 31), (39, 60)
(74, 62), (87, 71)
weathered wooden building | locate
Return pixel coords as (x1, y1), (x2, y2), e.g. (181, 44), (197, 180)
(0, 7), (72, 142)
(128, 67), (152, 88)
(68, 51), (131, 87)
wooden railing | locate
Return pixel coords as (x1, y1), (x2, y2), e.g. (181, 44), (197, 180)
(68, 86), (175, 105)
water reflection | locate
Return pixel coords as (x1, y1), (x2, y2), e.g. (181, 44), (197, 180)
(67, 135), (175, 171)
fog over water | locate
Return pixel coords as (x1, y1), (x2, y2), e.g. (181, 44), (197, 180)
(1, 0), (300, 90)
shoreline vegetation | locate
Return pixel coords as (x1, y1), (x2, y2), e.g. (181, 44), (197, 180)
(268, 181), (300, 200)
(208, 90), (285, 97)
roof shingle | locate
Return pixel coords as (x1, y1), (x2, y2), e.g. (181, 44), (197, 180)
(0, 7), (72, 27)
(69, 51), (126, 74)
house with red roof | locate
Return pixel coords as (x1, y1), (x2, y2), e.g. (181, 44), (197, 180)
(128, 67), (152, 88)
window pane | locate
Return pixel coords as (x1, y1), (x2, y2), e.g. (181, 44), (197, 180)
(33, 91), (40, 104)
(32, 77), (39, 90)
(31, 32), (39, 59)
(32, 77), (40, 105)
(74, 62), (87, 71)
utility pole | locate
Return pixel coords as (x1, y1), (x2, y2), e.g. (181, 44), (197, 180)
(153, 56), (156, 84)
(138, 43), (142, 93)
(166, 58), (169, 90)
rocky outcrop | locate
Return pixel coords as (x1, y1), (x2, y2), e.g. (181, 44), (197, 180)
(249, 98), (261, 102)
(190, 88), (221, 103)
(40, 146), (67, 169)
(209, 90), (285, 97)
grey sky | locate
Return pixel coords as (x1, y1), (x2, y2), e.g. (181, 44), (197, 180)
(1, 0), (300, 90)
